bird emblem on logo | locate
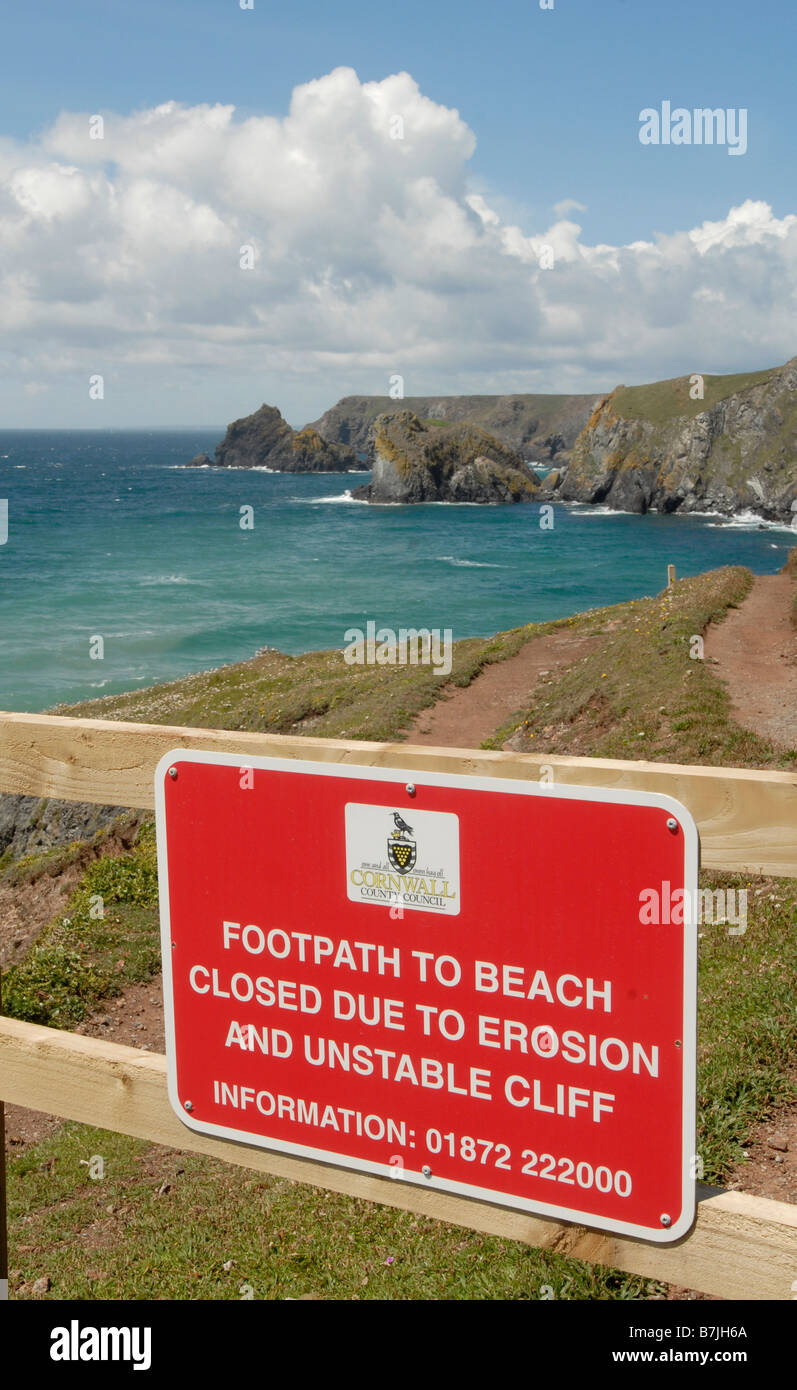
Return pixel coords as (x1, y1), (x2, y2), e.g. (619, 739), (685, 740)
(388, 811), (417, 871)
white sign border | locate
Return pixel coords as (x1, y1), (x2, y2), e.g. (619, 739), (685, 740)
(155, 749), (698, 1244)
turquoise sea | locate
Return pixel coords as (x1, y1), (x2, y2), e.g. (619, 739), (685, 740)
(0, 429), (793, 713)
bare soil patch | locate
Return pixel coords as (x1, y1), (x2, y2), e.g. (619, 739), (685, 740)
(704, 573), (797, 750)
(404, 630), (600, 749)
(723, 1102), (797, 1205)
(0, 866), (83, 973)
(0, 822), (142, 971)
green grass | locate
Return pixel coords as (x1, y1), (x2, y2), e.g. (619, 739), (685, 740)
(612, 367), (777, 426)
(695, 872), (797, 1179)
(2, 824), (160, 1026)
(6, 1126), (661, 1301)
(486, 566), (795, 767)
(52, 621), (563, 741)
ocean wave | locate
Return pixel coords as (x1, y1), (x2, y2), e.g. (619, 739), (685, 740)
(436, 555), (501, 568)
(139, 574), (204, 586)
(566, 504), (637, 517)
(703, 509), (797, 532)
(168, 463), (278, 472)
(299, 490), (368, 504)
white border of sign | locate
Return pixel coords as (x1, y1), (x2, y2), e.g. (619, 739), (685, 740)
(155, 750), (699, 1243)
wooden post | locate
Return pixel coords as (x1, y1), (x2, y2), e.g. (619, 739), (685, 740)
(668, 564), (676, 587)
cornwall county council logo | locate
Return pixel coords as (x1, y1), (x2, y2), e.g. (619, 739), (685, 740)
(345, 802), (460, 916)
(387, 811), (417, 872)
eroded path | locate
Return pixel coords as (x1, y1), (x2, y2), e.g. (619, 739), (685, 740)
(404, 629), (598, 749)
(704, 573), (797, 751)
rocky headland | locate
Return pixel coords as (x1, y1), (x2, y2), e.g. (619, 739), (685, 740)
(184, 357), (797, 517)
(184, 404), (363, 472)
(543, 359), (797, 522)
(310, 392), (599, 463)
(350, 411), (539, 504)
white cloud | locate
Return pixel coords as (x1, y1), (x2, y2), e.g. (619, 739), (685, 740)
(553, 197), (587, 219)
(1, 67), (795, 424)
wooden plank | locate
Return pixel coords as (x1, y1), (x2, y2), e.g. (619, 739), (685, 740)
(1, 711), (796, 876)
(1, 1017), (796, 1300)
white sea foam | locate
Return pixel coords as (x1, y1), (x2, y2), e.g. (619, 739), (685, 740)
(436, 555), (501, 568)
(139, 574), (203, 586)
(303, 490), (367, 504)
(169, 463), (278, 472)
(566, 503), (636, 517)
(703, 509), (796, 533)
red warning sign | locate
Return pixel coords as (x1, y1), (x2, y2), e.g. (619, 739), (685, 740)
(155, 752), (698, 1241)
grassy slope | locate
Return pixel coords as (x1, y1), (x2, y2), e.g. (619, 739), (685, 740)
(52, 623), (555, 740)
(611, 367), (778, 426)
(487, 566), (793, 768)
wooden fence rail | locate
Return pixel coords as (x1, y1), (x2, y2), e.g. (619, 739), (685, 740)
(1, 711), (796, 1300)
(1, 711), (797, 876)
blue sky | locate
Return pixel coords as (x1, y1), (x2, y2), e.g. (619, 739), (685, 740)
(1, 0), (795, 425)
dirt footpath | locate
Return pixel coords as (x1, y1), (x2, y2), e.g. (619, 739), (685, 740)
(404, 630), (598, 749)
(704, 574), (797, 750)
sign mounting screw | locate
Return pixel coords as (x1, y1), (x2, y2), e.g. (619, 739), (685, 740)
(666, 818), (678, 832)
(422, 1165), (432, 1179)
(406, 784), (416, 797)
(169, 767), (178, 780)
(184, 1100), (193, 1112)
(660, 1213), (671, 1227)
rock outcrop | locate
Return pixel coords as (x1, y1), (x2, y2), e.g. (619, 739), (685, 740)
(351, 412), (539, 504)
(184, 405), (363, 472)
(0, 794), (138, 863)
(310, 393), (600, 463)
(545, 360), (797, 521)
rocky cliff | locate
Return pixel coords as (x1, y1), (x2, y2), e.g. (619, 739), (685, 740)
(184, 404), (363, 472)
(547, 360), (797, 521)
(310, 392), (599, 462)
(351, 412), (539, 504)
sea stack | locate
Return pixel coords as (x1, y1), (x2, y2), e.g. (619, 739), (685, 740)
(184, 404), (364, 472)
(351, 411), (539, 504)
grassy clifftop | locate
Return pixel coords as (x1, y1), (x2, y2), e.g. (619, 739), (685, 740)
(611, 366), (778, 426)
(55, 561), (793, 769)
(556, 357), (797, 519)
